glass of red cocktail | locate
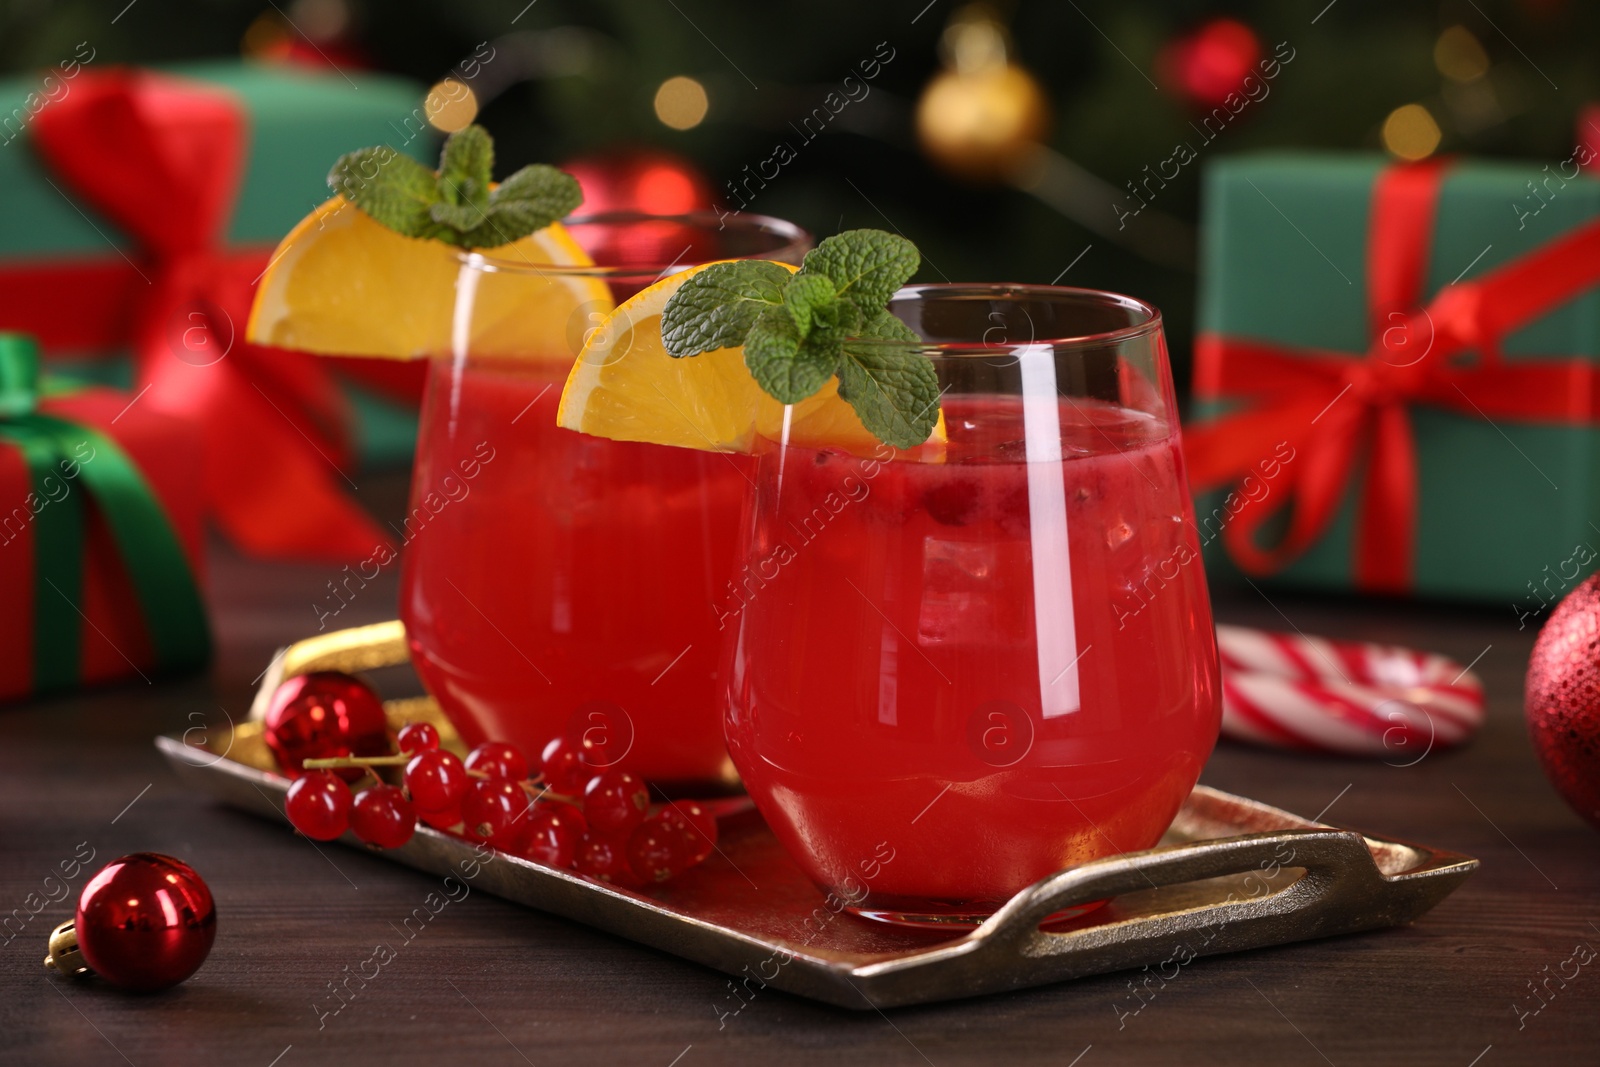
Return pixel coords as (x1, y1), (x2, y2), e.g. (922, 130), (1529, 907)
(401, 212), (811, 790)
(721, 283), (1221, 925)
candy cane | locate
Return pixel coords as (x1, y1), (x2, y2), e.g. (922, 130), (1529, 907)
(1216, 624), (1485, 760)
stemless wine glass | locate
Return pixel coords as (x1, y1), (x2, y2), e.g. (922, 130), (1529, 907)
(722, 284), (1221, 925)
(400, 212), (811, 789)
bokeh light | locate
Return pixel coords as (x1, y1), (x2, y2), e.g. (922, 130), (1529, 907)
(1381, 103), (1442, 160)
(425, 78), (478, 133)
(1434, 26), (1490, 83)
(653, 76), (709, 130)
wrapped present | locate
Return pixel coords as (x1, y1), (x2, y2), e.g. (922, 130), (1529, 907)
(1186, 153), (1600, 601)
(0, 61), (433, 560)
(0, 334), (209, 701)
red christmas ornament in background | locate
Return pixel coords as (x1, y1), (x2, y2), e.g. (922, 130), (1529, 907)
(1158, 18), (1263, 109)
(264, 671), (389, 779)
(46, 853), (216, 992)
(1525, 572), (1600, 830)
(563, 149), (714, 216)
(561, 149), (717, 271)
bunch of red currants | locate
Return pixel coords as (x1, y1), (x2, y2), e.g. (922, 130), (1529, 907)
(266, 673), (717, 887)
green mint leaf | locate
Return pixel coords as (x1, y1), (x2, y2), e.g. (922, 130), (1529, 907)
(429, 200), (486, 232)
(453, 213), (515, 250)
(837, 342), (940, 449)
(661, 261), (793, 358)
(484, 164), (583, 238)
(328, 126), (581, 249)
(799, 229), (919, 311)
(436, 125), (493, 208)
(328, 147), (442, 239)
(650, 228), (935, 449)
(448, 164), (581, 249)
(856, 307), (920, 343)
(782, 274), (837, 337)
(744, 305), (845, 403)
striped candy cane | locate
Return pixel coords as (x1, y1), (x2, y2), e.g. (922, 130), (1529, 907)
(1216, 624), (1485, 761)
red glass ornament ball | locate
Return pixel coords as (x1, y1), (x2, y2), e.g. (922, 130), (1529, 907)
(1525, 573), (1600, 830)
(561, 150), (718, 278)
(1158, 18), (1263, 110)
(563, 149), (713, 216)
(264, 671), (389, 778)
(76, 853), (216, 992)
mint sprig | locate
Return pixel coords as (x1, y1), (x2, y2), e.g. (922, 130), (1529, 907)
(328, 124), (582, 249)
(660, 229), (938, 448)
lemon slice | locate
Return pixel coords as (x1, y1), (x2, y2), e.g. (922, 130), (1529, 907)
(247, 196), (612, 361)
(557, 262), (943, 456)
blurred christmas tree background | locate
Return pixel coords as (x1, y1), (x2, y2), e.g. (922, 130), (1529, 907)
(2, 0), (1594, 389)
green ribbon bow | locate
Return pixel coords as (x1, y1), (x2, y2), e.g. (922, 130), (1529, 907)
(0, 333), (209, 692)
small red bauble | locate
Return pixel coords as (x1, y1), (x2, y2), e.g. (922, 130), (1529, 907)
(49, 853), (216, 992)
(562, 149), (713, 216)
(264, 671), (389, 779)
(561, 150), (717, 273)
(1157, 18), (1263, 110)
(1525, 573), (1600, 830)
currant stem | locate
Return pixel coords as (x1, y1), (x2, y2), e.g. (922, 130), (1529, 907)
(302, 754), (409, 769)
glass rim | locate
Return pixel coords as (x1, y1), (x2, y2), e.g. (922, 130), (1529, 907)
(452, 210), (812, 277)
(849, 283), (1164, 355)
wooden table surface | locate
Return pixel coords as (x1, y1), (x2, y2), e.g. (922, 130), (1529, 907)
(3, 470), (1596, 1067)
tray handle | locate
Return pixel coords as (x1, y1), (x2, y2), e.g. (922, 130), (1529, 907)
(983, 829), (1379, 959)
(248, 620), (411, 722)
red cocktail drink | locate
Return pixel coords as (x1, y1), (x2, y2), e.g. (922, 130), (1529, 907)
(721, 285), (1220, 923)
(400, 213), (810, 787)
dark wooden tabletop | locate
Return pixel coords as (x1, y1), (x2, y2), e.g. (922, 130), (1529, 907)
(3, 469), (1596, 1067)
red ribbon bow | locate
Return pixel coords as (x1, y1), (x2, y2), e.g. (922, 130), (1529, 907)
(1183, 158), (1600, 593)
(4, 68), (387, 561)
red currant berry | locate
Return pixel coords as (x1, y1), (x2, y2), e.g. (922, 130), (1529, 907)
(404, 749), (468, 814)
(418, 805), (462, 832)
(658, 800), (719, 865)
(551, 800), (588, 836)
(263, 671), (389, 780)
(397, 722), (440, 754)
(350, 785), (415, 849)
(462, 777), (527, 847)
(627, 817), (697, 883)
(519, 806), (584, 868)
(465, 741), (529, 782)
(582, 770), (650, 836)
(574, 833), (643, 887)
(539, 735), (589, 796)
(285, 771), (352, 841)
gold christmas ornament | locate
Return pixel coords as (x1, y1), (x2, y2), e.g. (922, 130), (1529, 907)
(915, 5), (1049, 180)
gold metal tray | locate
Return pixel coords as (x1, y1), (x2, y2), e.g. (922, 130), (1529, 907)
(156, 621), (1477, 1010)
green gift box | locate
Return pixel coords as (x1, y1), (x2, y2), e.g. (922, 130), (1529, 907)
(0, 58), (432, 470)
(1189, 152), (1600, 611)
